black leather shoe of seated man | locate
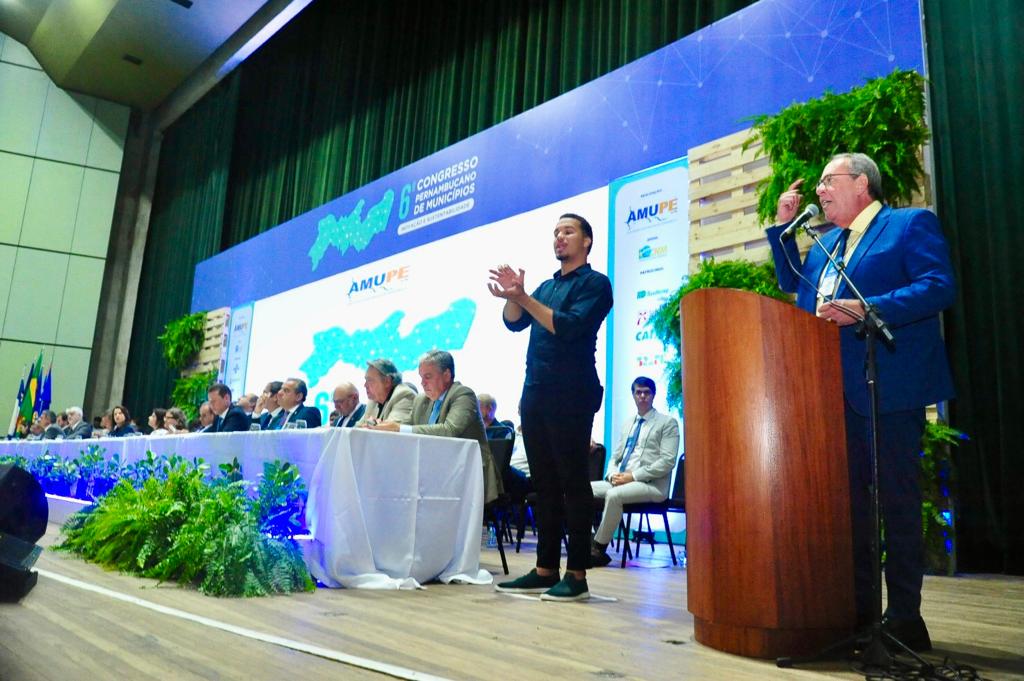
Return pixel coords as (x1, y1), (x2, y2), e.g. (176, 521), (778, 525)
(883, 615), (932, 653)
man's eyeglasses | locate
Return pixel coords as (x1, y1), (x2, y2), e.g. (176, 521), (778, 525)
(816, 173), (860, 189)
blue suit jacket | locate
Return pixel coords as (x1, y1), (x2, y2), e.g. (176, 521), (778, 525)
(272, 404), (322, 429)
(766, 205), (955, 415)
(215, 406), (251, 433)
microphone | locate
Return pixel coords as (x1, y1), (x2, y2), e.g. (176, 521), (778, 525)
(779, 204), (820, 242)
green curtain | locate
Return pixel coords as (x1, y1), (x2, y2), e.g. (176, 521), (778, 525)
(924, 0), (1024, 573)
(123, 74), (240, 423)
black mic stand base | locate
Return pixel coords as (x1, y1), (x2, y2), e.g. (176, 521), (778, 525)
(776, 621), (928, 670)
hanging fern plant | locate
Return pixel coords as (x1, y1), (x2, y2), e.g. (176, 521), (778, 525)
(171, 370), (218, 423)
(158, 312), (207, 370)
(746, 69), (930, 225)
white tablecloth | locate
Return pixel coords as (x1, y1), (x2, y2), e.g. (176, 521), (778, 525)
(1, 428), (491, 589)
(305, 428), (491, 589)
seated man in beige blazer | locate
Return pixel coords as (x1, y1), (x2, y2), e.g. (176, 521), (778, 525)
(370, 350), (502, 505)
(357, 358), (415, 426)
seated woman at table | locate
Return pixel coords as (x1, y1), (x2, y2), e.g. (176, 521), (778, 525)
(109, 406), (137, 437)
(148, 408), (169, 436)
(164, 407), (187, 434)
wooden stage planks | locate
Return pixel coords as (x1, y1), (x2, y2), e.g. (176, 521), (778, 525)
(0, 526), (1021, 681)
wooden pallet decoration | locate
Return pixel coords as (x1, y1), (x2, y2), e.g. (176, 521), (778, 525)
(181, 307), (229, 379)
(687, 127), (772, 274)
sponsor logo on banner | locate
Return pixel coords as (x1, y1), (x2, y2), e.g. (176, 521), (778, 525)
(624, 197), (680, 232)
(635, 354), (664, 369)
(348, 265), (411, 302)
(638, 244), (668, 260)
(635, 309), (657, 341)
(639, 266), (664, 276)
(635, 288), (670, 301)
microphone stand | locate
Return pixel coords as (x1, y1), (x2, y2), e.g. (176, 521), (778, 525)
(776, 225), (929, 673)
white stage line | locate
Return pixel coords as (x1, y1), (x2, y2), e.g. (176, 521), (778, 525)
(37, 569), (454, 681)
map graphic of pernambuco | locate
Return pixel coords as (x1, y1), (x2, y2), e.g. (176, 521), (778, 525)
(308, 189), (395, 271)
(300, 298), (477, 387)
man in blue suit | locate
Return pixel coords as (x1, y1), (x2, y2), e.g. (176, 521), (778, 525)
(268, 378), (322, 429)
(766, 153), (955, 652)
(207, 383), (251, 433)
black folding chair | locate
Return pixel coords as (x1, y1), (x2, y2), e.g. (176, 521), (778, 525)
(619, 455), (685, 567)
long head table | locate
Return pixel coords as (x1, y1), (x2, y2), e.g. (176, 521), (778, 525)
(1, 428), (491, 589)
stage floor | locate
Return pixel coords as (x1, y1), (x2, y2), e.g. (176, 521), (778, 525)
(1, 525), (1022, 681)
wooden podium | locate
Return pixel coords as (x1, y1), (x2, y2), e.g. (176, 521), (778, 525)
(682, 288), (855, 658)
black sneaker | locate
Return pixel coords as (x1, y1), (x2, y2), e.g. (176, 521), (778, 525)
(495, 568), (560, 593)
(590, 550), (612, 568)
(539, 573), (590, 602)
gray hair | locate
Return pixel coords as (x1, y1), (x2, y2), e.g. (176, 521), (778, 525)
(67, 406), (83, 418)
(419, 349), (455, 380)
(830, 152), (883, 201)
(367, 358), (403, 387)
(477, 393), (496, 409)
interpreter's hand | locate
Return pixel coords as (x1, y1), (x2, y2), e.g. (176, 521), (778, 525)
(610, 471), (634, 486)
(776, 179), (805, 225)
(816, 299), (865, 327)
(487, 265), (526, 301)
(367, 420), (400, 432)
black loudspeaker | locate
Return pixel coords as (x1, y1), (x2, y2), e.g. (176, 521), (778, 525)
(0, 464), (48, 601)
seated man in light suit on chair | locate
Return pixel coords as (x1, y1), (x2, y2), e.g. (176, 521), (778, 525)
(267, 378), (322, 429)
(330, 382), (365, 427)
(590, 376), (680, 567)
(369, 350), (502, 505)
(357, 358), (415, 426)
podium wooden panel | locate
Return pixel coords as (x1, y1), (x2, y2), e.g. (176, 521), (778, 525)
(682, 288), (855, 658)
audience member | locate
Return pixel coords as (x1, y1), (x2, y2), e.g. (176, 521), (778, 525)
(207, 384), (250, 432)
(330, 382), (365, 427)
(505, 424), (533, 501)
(478, 393), (515, 439)
(267, 378), (322, 429)
(370, 350), (501, 503)
(237, 393), (259, 416)
(109, 405), (138, 437)
(590, 377), (679, 567)
(93, 412), (113, 438)
(195, 402), (215, 433)
(358, 359), (415, 425)
(148, 408), (169, 436)
(253, 381), (284, 429)
(39, 410), (63, 440)
(165, 408), (187, 434)
(65, 407), (93, 439)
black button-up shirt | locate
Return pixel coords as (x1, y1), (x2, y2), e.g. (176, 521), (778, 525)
(504, 263), (613, 411)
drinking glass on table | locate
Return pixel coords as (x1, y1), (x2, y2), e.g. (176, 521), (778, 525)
(296, 420), (307, 429)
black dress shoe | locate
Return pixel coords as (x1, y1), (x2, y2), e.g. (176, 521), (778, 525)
(883, 616), (932, 653)
(590, 550), (612, 568)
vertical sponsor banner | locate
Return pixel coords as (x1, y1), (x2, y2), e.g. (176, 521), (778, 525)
(225, 303), (254, 398)
(607, 159), (688, 539)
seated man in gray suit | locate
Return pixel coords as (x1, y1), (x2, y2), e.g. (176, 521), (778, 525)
(65, 406), (93, 439)
(370, 350), (502, 505)
(590, 376), (680, 567)
(39, 410), (64, 440)
(357, 358), (415, 426)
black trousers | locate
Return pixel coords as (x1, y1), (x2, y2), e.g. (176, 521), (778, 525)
(520, 391), (595, 572)
(845, 401), (926, 621)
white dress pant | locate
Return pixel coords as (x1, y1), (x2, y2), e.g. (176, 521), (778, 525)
(591, 479), (666, 545)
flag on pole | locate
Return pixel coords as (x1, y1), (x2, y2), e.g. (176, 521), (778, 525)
(16, 352), (43, 436)
(38, 363), (52, 414)
(6, 365), (27, 439)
